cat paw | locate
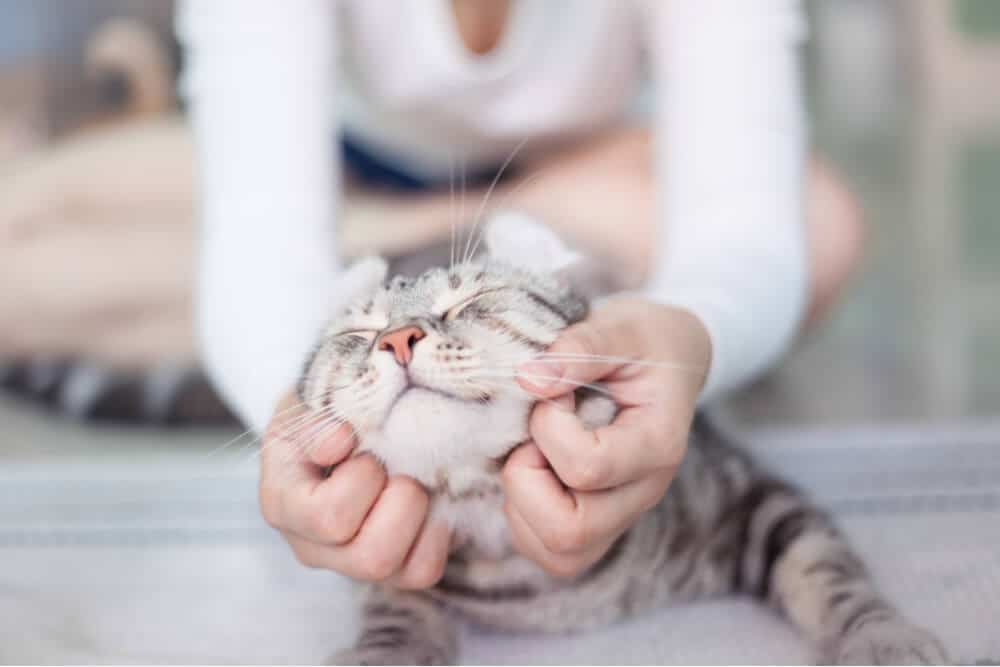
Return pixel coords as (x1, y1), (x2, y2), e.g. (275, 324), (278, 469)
(329, 646), (450, 666)
(831, 620), (949, 665)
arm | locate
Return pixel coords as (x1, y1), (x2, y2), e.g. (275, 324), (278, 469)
(177, 0), (341, 432)
(646, 0), (809, 401)
(178, 1), (450, 587)
(501, 0), (808, 576)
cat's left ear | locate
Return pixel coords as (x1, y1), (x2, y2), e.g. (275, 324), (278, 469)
(484, 211), (581, 275)
(484, 212), (617, 299)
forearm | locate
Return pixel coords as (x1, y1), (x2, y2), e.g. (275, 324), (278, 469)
(645, 0), (809, 401)
(179, 0), (341, 431)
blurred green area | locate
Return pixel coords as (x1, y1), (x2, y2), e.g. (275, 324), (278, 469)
(956, 0), (1000, 39)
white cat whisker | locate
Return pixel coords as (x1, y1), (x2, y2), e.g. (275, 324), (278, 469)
(198, 399), (314, 463)
(449, 152), (457, 272)
(463, 136), (530, 265)
(254, 413), (361, 485)
(493, 354), (705, 374)
(249, 396), (359, 465)
(473, 369), (616, 399)
(265, 406), (351, 452)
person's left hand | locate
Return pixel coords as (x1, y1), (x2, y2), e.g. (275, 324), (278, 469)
(500, 297), (712, 577)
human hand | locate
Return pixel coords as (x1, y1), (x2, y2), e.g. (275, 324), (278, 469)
(501, 297), (711, 577)
(259, 391), (451, 589)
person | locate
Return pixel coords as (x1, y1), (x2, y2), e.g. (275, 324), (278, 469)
(177, 0), (863, 588)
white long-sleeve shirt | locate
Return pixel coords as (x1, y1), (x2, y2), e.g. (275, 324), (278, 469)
(177, 0), (809, 433)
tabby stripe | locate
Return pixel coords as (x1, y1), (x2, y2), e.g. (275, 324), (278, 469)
(481, 314), (548, 350)
(803, 556), (863, 585)
(757, 507), (814, 598)
(523, 290), (573, 323)
(840, 598), (892, 636)
(359, 625), (410, 649)
(363, 603), (420, 623)
(434, 574), (538, 601)
(828, 590), (854, 608)
(725, 478), (794, 592)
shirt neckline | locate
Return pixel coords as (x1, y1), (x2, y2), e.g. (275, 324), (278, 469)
(414, 0), (549, 81)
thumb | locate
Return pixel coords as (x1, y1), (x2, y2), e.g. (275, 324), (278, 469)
(516, 303), (640, 398)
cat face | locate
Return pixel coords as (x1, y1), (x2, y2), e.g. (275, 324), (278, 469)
(298, 216), (590, 484)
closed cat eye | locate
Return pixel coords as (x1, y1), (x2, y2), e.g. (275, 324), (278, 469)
(443, 288), (506, 320)
(336, 329), (378, 342)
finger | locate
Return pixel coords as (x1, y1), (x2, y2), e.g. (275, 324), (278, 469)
(343, 476), (430, 581)
(281, 453), (387, 545)
(268, 392), (357, 468)
(529, 401), (684, 490)
(501, 446), (580, 554)
(504, 499), (614, 579)
(505, 440), (549, 469)
(305, 421), (356, 467)
(516, 301), (642, 397)
(504, 453), (672, 556)
(283, 531), (346, 571)
(391, 520), (451, 590)
(260, 406), (327, 530)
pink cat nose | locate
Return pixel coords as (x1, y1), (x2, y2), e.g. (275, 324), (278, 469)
(378, 325), (426, 366)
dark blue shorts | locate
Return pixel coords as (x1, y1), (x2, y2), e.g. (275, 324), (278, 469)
(340, 134), (509, 192)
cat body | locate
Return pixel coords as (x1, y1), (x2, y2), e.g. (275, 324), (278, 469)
(297, 217), (946, 665)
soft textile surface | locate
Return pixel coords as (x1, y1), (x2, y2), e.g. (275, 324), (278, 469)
(2, 423), (999, 664)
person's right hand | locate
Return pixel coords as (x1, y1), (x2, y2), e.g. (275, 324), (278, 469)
(259, 391), (451, 589)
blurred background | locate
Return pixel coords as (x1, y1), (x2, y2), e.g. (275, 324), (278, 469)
(1, 1), (999, 664)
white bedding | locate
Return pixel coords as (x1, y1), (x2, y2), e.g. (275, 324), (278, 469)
(3, 423), (999, 664)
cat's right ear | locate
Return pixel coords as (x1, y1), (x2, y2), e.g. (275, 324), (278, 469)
(338, 256), (388, 305)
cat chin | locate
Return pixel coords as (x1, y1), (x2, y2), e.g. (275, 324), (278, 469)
(360, 388), (531, 488)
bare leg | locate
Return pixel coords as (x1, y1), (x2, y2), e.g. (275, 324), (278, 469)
(340, 127), (866, 332)
(0, 123), (862, 366)
(0, 116), (197, 368)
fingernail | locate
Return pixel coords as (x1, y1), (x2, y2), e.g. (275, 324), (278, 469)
(518, 361), (564, 388)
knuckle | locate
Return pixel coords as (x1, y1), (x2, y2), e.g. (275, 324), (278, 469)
(389, 478), (430, 513)
(304, 503), (340, 544)
(356, 549), (399, 582)
(324, 509), (356, 545)
(542, 519), (589, 555)
(565, 452), (608, 491)
(659, 423), (688, 468)
(540, 554), (588, 579)
(562, 322), (601, 359)
(258, 483), (283, 529)
(292, 544), (323, 569)
(354, 454), (386, 481)
(402, 556), (446, 590)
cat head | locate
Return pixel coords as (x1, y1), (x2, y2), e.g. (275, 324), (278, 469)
(297, 215), (599, 482)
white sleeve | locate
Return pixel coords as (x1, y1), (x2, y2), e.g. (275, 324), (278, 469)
(176, 0), (342, 432)
(642, 0), (809, 402)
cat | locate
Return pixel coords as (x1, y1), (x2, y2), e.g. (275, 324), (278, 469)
(295, 214), (946, 665)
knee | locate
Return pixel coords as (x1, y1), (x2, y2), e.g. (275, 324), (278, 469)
(805, 161), (866, 326)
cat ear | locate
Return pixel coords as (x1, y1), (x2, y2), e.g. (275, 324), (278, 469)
(338, 255), (388, 305)
(484, 211), (582, 275)
(485, 212), (622, 300)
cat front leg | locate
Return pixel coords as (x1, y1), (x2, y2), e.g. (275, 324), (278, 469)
(331, 585), (457, 666)
(729, 479), (948, 665)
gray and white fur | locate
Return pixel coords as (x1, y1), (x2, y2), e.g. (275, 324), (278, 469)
(297, 215), (946, 665)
